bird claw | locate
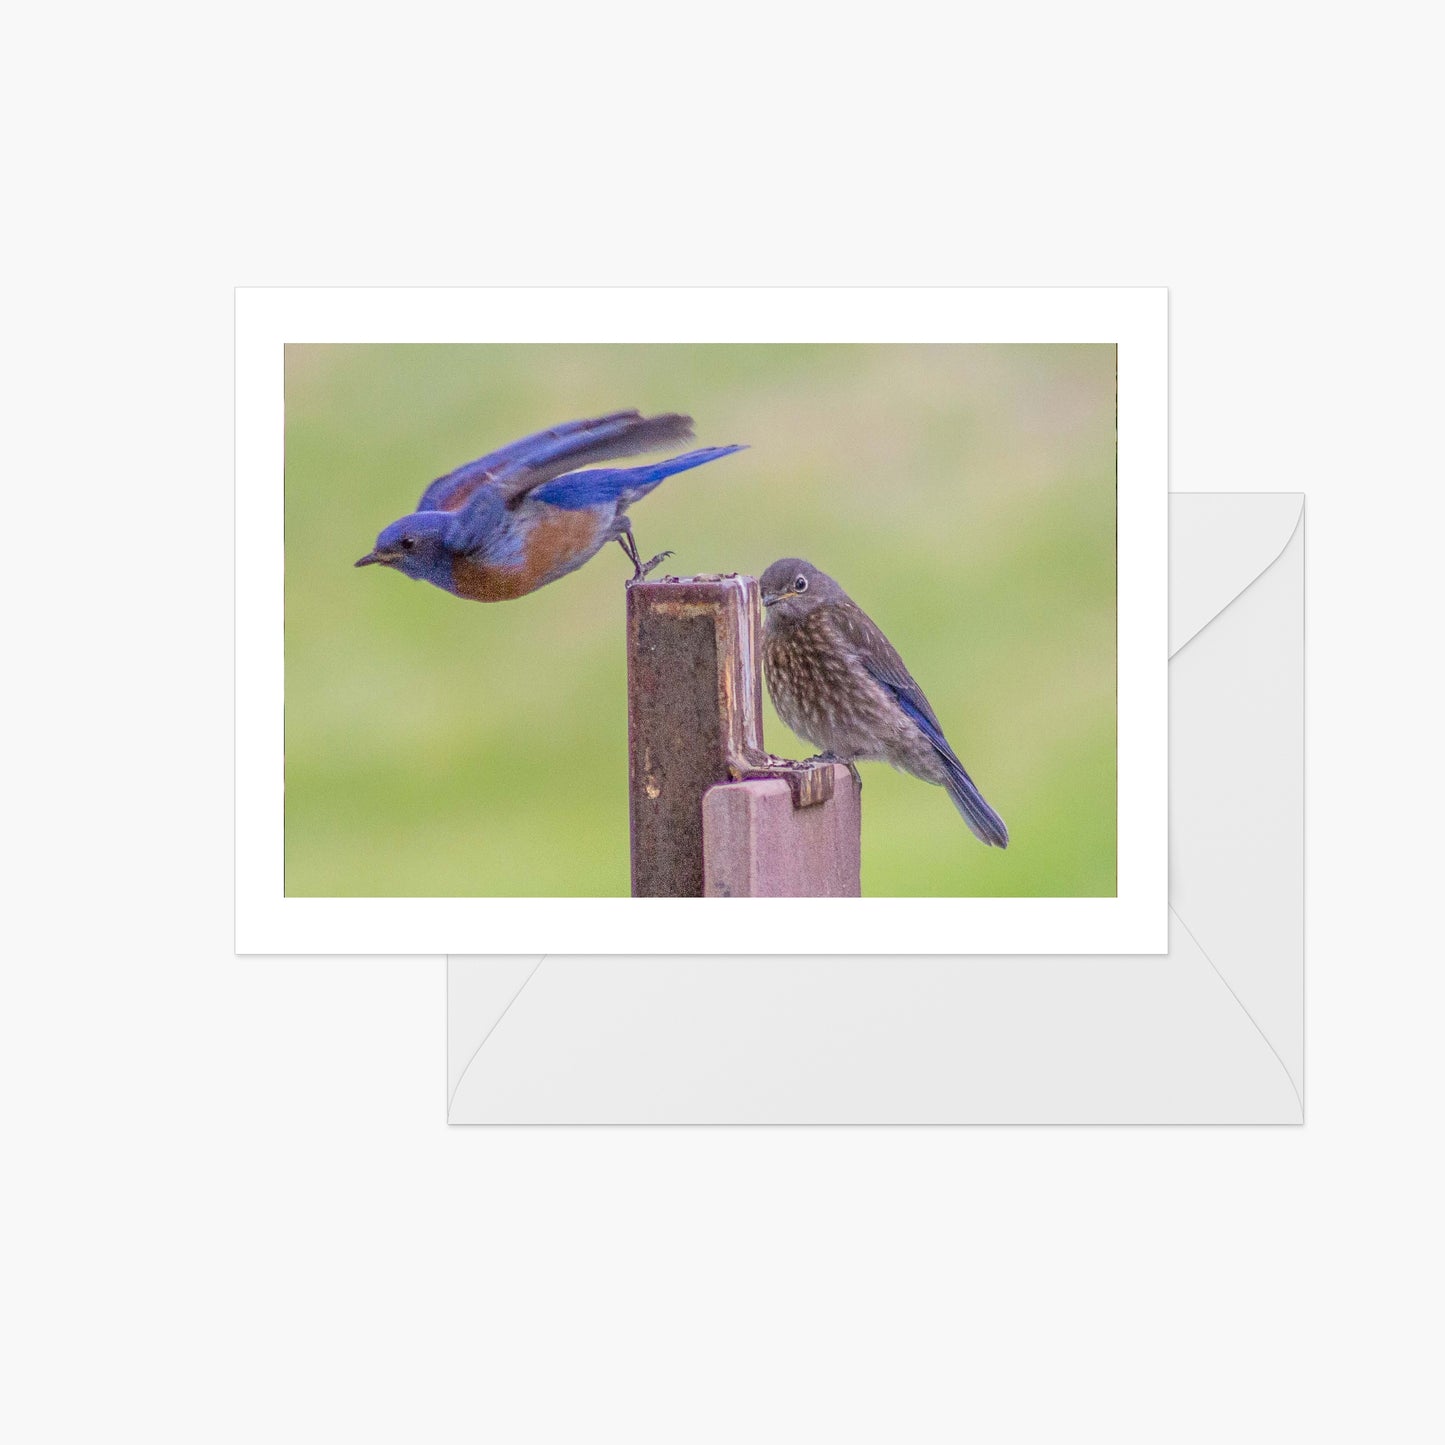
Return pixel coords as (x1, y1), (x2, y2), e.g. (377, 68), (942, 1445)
(637, 550), (673, 580)
(808, 752), (862, 790)
(619, 525), (674, 583)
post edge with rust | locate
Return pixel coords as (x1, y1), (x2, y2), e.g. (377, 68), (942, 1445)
(626, 574), (836, 897)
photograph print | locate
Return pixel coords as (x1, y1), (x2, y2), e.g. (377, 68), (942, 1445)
(286, 342), (1116, 899)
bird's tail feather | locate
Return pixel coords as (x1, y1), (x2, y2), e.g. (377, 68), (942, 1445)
(532, 445), (746, 509)
(611, 445), (747, 499)
(941, 757), (1009, 848)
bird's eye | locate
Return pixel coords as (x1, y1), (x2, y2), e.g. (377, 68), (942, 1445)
(400, 537), (416, 551)
(794, 575), (808, 592)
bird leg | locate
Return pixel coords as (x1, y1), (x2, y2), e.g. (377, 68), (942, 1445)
(618, 522), (673, 582)
(616, 527), (642, 574)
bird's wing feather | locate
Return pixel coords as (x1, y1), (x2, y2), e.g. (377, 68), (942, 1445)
(417, 411), (636, 511)
(827, 602), (952, 755)
(830, 601), (1009, 847)
(417, 412), (695, 512)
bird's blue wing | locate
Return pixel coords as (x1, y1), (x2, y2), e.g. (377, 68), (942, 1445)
(418, 411), (635, 511)
(417, 412), (696, 512)
(838, 603), (1010, 848)
(856, 643), (950, 758)
(827, 602), (949, 743)
(529, 446), (746, 511)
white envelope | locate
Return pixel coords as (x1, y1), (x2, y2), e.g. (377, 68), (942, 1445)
(447, 493), (1304, 1124)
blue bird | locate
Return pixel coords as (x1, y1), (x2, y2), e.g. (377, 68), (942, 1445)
(355, 411), (745, 601)
(761, 558), (1009, 847)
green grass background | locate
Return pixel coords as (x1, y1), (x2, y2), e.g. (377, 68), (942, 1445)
(285, 343), (1115, 897)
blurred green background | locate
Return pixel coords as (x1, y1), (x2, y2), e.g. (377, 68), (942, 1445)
(285, 344), (1115, 897)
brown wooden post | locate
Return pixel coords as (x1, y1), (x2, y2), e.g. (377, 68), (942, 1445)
(626, 573), (859, 898)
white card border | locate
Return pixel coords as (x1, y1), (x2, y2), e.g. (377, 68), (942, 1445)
(236, 287), (1166, 954)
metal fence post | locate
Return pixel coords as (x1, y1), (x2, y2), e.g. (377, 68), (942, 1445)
(625, 573), (859, 898)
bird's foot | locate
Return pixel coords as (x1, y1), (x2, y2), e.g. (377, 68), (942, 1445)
(636, 549), (673, 580)
(619, 526), (673, 583)
(804, 751), (862, 790)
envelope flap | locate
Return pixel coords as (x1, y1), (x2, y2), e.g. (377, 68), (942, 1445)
(1170, 493), (1303, 655)
(446, 944), (1304, 1123)
(447, 956), (547, 1110)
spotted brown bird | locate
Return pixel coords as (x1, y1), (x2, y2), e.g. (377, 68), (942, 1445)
(760, 558), (1009, 847)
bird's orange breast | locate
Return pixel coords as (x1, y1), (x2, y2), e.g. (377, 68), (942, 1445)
(451, 507), (608, 601)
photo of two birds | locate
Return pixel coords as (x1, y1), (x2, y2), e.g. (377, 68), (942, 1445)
(285, 344), (1117, 898)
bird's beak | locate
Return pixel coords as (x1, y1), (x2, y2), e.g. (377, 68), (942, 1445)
(761, 589), (794, 608)
(355, 550), (395, 568)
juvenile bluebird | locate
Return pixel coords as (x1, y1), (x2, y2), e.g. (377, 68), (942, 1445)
(760, 559), (1009, 847)
(355, 411), (744, 601)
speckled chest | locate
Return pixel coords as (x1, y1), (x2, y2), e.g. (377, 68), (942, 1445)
(763, 610), (888, 753)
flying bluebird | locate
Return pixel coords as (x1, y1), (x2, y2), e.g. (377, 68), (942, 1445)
(355, 411), (744, 601)
(760, 558), (1009, 847)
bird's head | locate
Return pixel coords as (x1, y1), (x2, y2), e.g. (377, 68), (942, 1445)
(355, 511), (459, 583)
(760, 557), (840, 623)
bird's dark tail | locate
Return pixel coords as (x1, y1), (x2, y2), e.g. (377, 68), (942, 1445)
(941, 756), (1009, 848)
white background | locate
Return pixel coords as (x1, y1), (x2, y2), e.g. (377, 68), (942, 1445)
(4, 5), (1440, 1443)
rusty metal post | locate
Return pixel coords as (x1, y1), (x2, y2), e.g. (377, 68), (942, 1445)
(626, 573), (838, 897)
